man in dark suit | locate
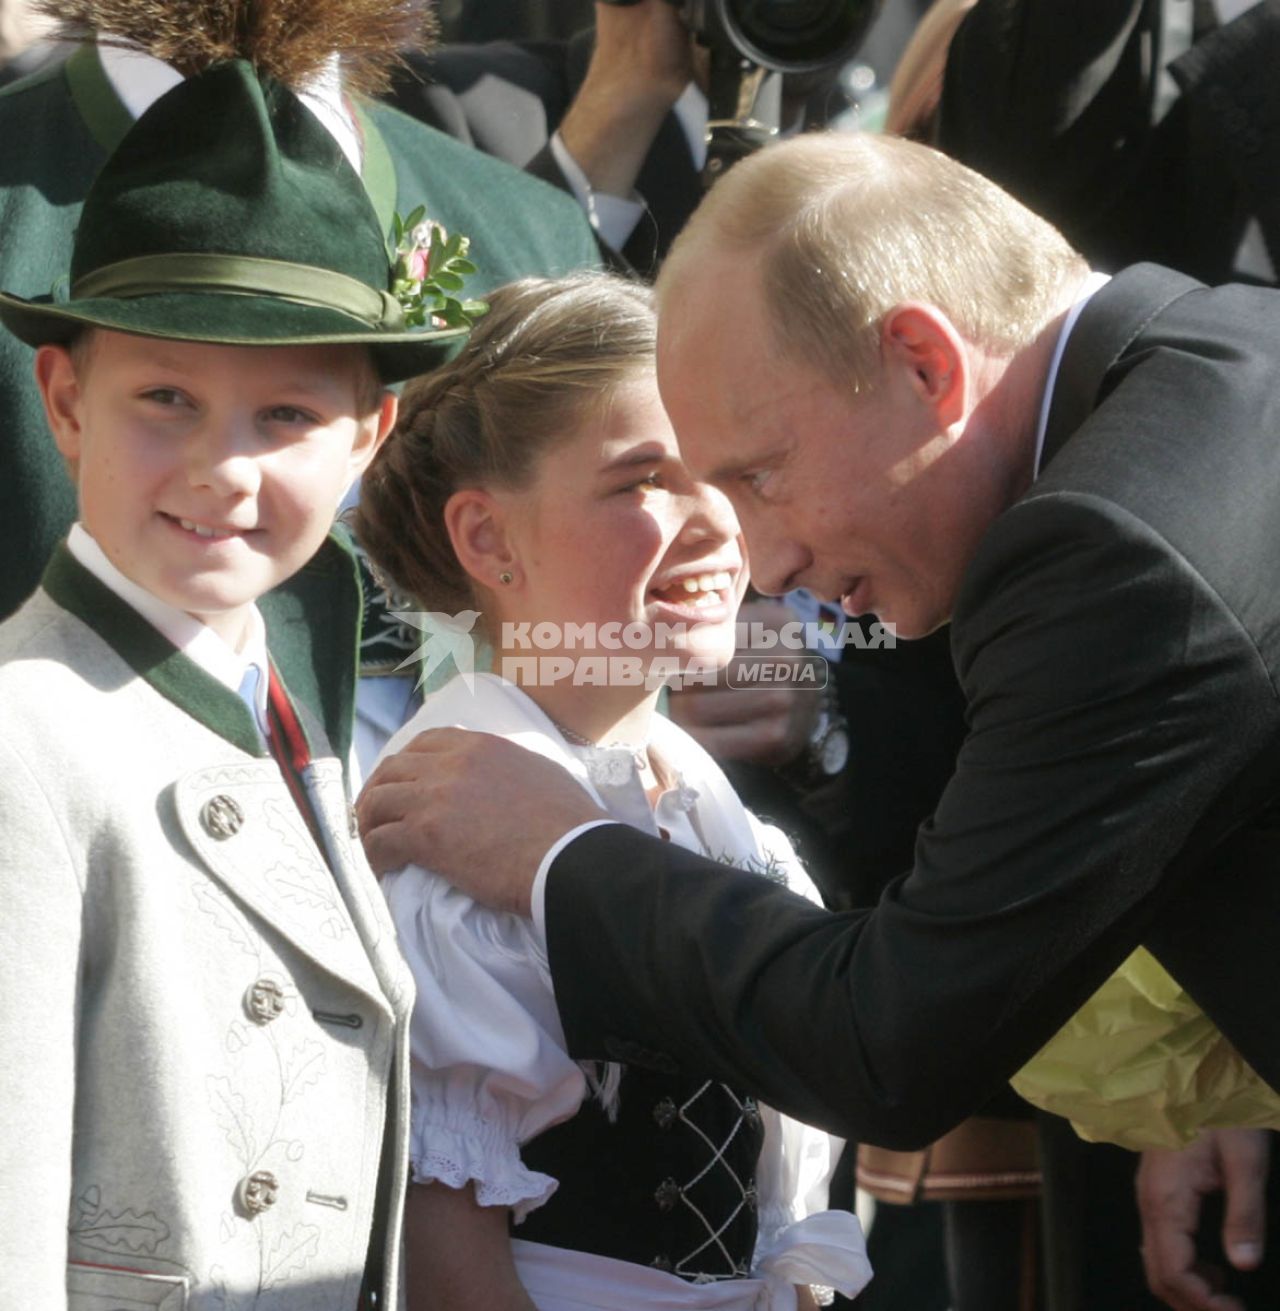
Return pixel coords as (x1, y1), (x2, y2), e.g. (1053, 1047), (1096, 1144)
(937, 0), (1280, 287)
(358, 131), (1280, 1311)
(932, 5), (1280, 1307)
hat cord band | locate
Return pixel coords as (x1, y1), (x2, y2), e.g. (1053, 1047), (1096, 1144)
(71, 253), (407, 331)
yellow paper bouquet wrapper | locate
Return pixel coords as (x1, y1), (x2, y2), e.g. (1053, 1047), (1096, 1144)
(1011, 947), (1280, 1151)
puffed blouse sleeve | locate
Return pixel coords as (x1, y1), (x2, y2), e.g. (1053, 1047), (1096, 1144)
(381, 862), (587, 1221)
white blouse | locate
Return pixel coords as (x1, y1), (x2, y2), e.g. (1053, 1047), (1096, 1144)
(376, 674), (870, 1307)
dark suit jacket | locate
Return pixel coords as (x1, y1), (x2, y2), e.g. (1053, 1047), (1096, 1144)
(543, 263), (1280, 1148)
(937, 0), (1280, 285)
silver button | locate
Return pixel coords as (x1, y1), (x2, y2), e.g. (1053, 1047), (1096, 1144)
(201, 794), (245, 839)
(237, 1169), (280, 1216)
(244, 978), (286, 1025)
(652, 1097), (677, 1130)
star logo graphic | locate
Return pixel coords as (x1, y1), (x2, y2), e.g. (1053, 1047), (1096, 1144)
(391, 610), (482, 692)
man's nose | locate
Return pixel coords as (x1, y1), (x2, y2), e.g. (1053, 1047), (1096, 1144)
(738, 517), (808, 596)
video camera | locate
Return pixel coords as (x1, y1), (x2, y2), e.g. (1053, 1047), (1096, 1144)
(599, 0), (878, 74)
(600, 0), (879, 181)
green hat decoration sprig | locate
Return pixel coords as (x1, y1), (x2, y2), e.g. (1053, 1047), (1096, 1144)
(391, 208), (488, 331)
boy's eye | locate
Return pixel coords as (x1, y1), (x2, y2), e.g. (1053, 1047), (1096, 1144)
(263, 405), (320, 426)
(140, 387), (189, 408)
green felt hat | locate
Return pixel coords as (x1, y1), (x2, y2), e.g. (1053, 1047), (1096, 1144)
(0, 59), (472, 382)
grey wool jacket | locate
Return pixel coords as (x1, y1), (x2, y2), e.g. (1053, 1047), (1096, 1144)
(0, 548), (416, 1310)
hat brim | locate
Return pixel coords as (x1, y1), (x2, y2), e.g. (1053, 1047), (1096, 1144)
(0, 290), (468, 383)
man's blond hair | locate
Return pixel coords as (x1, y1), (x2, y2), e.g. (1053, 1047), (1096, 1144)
(657, 132), (1087, 393)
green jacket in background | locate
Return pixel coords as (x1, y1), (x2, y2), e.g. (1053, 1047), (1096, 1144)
(0, 44), (600, 757)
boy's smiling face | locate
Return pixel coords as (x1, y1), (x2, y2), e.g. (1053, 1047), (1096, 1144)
(36, 331), (395, 648)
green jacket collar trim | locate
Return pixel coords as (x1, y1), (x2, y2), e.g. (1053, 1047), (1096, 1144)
(353, 101), (398, 237)
(66, 46), (398, 230)
(42, 543), (269, 759)
(65, 44), (133, 154)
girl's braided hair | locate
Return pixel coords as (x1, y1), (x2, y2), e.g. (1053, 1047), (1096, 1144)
(354, 273), (656, 615)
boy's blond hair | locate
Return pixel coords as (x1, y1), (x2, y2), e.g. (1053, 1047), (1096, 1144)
(657, 132), (1087, 393)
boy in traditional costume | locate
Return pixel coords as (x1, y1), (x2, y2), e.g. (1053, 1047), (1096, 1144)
(0, 50), (475, 1309)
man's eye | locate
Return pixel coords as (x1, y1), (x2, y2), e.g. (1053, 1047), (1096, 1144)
(745, 469), (772, 496)
(624, 472), (662, 492)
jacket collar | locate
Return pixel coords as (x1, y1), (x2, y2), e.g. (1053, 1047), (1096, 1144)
(1039, 263), (1203, 472)
(41, 542), (307, 760)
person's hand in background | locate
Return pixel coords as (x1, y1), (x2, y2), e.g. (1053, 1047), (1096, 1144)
(668, 598), (821, 767)
(1137, 1129), (1270, 1311)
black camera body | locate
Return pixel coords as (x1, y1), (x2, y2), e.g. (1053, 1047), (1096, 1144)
(599, 0), (879, 75)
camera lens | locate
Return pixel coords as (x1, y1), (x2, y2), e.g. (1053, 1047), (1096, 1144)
(721, 0), (878, 71)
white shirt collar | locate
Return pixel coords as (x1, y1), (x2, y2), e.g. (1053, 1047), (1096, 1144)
(66, 523), (271, 732)
(1032, 271), (1112, 478)
(96, 37), (363, 174)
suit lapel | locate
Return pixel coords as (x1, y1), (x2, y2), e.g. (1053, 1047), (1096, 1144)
(45, 548), (400, 1008)
(1040, 263), (1201, 471)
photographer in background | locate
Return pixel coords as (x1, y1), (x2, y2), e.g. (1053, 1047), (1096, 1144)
(388, 0), (914, 272)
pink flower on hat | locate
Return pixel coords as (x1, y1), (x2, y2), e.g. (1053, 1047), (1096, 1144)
(390, 205), (486, 331)
(407, 221), (439, 283)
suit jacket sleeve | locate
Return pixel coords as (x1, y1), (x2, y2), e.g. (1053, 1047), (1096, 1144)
(545, 493), (1280, 1146)
(0, 736), (84, 1307)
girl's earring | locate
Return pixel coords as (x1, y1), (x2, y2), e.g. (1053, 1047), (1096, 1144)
(499, 570), (514, 585)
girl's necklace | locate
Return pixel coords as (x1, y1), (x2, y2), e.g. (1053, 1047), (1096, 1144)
(551, 718), (650, 775)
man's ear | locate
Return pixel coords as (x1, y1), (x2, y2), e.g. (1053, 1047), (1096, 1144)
(35, 344), (85, 470)
(881, 304), (968, 428)
(350, 390), (398, 478)
(445, 488), (518, 592)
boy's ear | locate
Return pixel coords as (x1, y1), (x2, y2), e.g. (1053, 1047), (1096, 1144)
(34, 345), (86, 470)
(349, 391), (398, 478)
(445, 488), (517, 592)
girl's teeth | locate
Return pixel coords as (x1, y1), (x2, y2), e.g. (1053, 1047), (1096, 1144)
(180, 519), (228, 539)
(678, 571), (734, 596)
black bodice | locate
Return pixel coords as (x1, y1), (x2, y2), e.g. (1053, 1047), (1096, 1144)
(513, 1064), (765, 1282)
